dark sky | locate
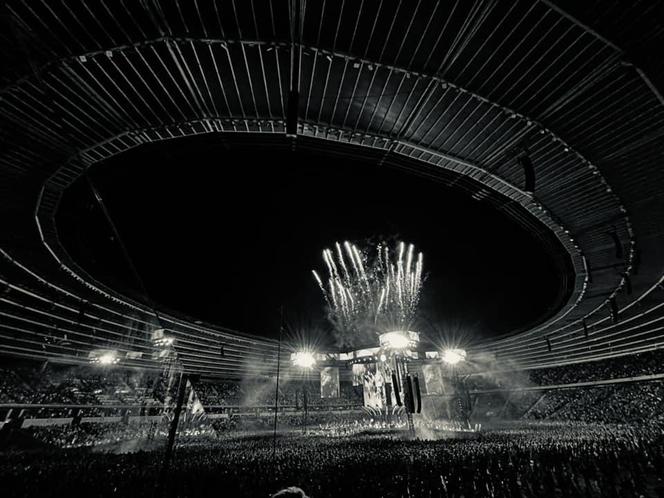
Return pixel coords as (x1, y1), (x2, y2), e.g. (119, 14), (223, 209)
(56, 134), (571, 347)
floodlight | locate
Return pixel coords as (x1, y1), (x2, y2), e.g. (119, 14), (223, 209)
(98, 351), (119, 365)
(292, 351), (316, 369)
(89, 348), (120, 365)
(442, 348), (466, 365)
(379, 331), (411, 350)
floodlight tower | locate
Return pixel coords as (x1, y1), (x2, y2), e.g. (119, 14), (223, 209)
(291, 351), (316, 433)
(441, 348), (472, 429)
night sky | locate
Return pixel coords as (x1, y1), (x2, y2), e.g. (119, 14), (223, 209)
(57, 134), (570, 347)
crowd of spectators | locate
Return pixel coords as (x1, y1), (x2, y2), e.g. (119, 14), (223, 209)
(20, 420), (165, 449)
(458, 349), (664, 425)
(468, 381), (664, 425)
(464, 348), (664, 393)
(524, 382), (664, 424)
(193, 380), (241, 406)
(3, 352), (664, 433)
(3, 411), (374, 449)
(0, 365), (157, 406)
(0, 368), (33, 404)
(3, 354), (664, 496)
(1, 364), (362, 416)
(195, 378), (363, 409)
(528, 349), (664, 385)
(209, 410), (371, 435)
(2, 421), (663, 497)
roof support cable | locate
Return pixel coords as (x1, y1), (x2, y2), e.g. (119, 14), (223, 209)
(84, 172), (163, 329)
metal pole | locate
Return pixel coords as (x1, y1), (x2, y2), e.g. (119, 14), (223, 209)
(303, 379), (308, 434)
(157, 372), (187, 496)
(400, 356), (415, 435)
(272, 307), (283, 455)
(86, 174), (163, 327)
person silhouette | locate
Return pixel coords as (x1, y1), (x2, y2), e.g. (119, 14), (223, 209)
(271, 486), (309, 498)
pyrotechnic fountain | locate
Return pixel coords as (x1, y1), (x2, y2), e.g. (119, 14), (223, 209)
(312, 241), (423, 345)
(313, 241), (425, 433)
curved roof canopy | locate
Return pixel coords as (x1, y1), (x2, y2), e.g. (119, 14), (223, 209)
(0, 0), (663, 376)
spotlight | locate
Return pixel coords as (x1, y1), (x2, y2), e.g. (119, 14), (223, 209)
(379, 331), (418, 350)
(441, 348), (466, 365)
(89, 349), (120, 365)
(383, 332), (409, 349)
(292, 351), (316, 369)
(99, 352), (117, 365)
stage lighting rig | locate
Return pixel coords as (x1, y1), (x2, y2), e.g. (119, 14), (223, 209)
(99, 352), (118, 365)
(379, 331), (419, 351)
(441, 348), (471, 429)
(442, 348), (467, 365)
(88, 349), (120, 365)
(292, 351), (316, 369)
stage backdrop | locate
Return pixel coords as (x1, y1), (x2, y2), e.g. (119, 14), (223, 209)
(422, 364), (445, 394)
(352, 363), (367, 386)
(362, 363), (386, 409)
(320, 367), (340, 398)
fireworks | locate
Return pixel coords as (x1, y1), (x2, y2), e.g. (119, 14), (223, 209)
(312, 241), (424, 341)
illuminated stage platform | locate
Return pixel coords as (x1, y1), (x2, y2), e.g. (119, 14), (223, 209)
(291, 331), (472, 431)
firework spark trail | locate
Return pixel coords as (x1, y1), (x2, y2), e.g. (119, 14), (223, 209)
(314, 241), (424, 336)
(329, 279), (339, 311)
(335, 242), (349, 281)
(377, 288), (386, 315)
(312, 270), (328, 305)
(344, 241), (359, 278)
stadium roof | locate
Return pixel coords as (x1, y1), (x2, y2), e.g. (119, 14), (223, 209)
(0, 0), (663, 376)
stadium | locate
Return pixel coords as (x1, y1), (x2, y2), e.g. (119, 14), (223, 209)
(1, 1), (663, 497)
